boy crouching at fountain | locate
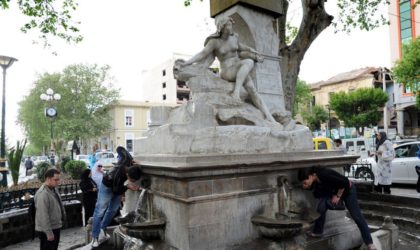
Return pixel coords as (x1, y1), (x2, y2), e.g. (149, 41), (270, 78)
(90, 146), (142, 248)
(297, 166), (377, 250)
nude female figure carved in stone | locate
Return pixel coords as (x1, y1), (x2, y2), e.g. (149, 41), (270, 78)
(178, 17), (277, 123)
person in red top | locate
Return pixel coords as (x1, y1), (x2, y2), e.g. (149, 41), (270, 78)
(298, 166), (376, 250)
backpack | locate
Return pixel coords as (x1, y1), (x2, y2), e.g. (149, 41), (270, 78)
(28, 199), (37, 239)
(102, 166), (127, 195)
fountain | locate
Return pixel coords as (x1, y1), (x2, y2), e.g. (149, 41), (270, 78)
(112, 1), (368, 249)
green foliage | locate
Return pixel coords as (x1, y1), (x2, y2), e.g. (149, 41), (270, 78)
(61, 156), (71, 171)
(64, 160), (87, 179)
(17, 63), (120, 153)
(330, 88), (388, 135)
(335, 0), (389, 33)
(393, 37), (420, 106)
(302, 105), (328, 131)
(7, 140), (27, 186)
(36, 162), (51, 182)
(0, 0), (82, 49)
(293, 79), (312, 118)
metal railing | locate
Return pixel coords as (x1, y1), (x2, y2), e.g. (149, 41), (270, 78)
(0, 183), (80, 213)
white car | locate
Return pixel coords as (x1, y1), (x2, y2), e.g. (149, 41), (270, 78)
(75, 154), (90, 168)
(95, 151), (117, 170)
(354, 141), (420, 184)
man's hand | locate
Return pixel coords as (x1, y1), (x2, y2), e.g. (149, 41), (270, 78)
(331, 195), (341, 205)
(47, 233), (55, 241)
(127, 183), (141, 191)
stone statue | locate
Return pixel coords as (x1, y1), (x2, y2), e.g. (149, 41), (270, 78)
(135, 17), (313, 155)
(177, 17), (278, 124)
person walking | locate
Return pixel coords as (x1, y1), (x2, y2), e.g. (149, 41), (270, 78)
(90, 146), (142, 247)
(372, 132), (395, 194)
(34, 168), (66, 250)
(79, 169), (98, 225)
(24, 156), (34, 176)
(334, 139), (347, 154)
(298, 166), (377, 250)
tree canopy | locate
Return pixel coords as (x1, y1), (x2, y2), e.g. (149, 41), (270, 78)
(330, 88), (388, 135)
(0, 0), (82, 48)
(293, 79), (311, 118)
(392, 37), (420, 106)
(17, 64), (120, 154)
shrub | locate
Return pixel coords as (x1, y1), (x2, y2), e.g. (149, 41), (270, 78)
(61, 156), (71, 172)
(7, 139), (27, 186)
(36, 162), (51, 182)
(64, 160), (87, 179)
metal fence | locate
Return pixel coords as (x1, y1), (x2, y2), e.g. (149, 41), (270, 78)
(0, 183), (80, 213)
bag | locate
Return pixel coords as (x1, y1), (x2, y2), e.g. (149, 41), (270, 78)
(326, 199), (346, 210)
(102, 166), (126, 195)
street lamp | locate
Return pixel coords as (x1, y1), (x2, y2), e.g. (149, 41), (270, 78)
(0, 55), (17, 187)
(40, 88), (61, 153)
(326, 104), (331, 138)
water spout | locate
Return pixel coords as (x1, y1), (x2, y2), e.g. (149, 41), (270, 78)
(277, 176), (291, 219)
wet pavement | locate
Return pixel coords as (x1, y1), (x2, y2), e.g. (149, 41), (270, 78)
(2, 186), (419, 250)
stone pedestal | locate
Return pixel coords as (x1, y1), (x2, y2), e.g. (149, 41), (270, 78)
(134, 151), (359, 250)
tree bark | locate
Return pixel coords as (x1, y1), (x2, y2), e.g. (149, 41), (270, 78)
(278, 0), (333, 112)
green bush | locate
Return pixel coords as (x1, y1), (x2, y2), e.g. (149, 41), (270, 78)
(61, 156), (71, 172)
(36, 162), (51, 182)
(64, 160), (87, 179)
(7, 139), (27, 186)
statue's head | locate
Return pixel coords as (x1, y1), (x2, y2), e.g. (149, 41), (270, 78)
(215, 17), (234, 35)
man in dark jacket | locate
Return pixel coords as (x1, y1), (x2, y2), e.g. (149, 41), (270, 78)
(34, 168), (66, 250)
(298, 166), (377, 250)
(90, 146), (142, 247)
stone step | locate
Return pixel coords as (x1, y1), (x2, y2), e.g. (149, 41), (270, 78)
(359, 200), (420, 222)
(357, 192), (420, 208)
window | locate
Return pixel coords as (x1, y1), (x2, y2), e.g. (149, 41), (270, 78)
(162, 69), (166, 76)
(311, 96), (315, 107)
(125, 109), (134, 127)
(318, 142), (327, 150)
(163, 94), (166, 100)
(162, 82), (166, 88)
(125, 133), (134, 153)
(399, 1), (413, 44)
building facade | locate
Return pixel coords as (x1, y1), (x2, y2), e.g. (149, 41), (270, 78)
(310, 67), (394, 137)
(92, 100), (175, 154)
(388, 0), (419, 136)
(142, 53), (192, 105)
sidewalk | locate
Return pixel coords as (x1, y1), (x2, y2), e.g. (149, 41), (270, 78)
(3, 227), (87, 250)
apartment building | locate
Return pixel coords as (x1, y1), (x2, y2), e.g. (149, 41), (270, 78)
(92, 100), (175, 154)
(142, 53), (192, 105)
(388, 0), (420, 136)
(310, 67), (394, 136)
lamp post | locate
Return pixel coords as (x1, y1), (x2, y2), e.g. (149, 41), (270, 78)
(326, 104), (331, 138)
(40, 88), (61, 154)
(0, 55), (17, 187)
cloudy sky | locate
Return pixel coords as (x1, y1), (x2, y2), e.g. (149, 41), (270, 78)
(0, 0), (392, 142)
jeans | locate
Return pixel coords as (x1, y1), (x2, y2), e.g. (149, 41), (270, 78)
(91, 183), (122, 238)
(313, 185), (373, 245)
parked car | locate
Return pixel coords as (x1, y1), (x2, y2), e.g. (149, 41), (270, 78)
(94, 151), (117, 170)
(342, 137), (375, 159)
(313, 137), (335, 150)
(34, 155), (49, 166)
(75, 154), (90, 167)
(355, 141), (420, 184)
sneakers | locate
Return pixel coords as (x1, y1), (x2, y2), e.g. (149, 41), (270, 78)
(91, 238), (99, 247)
(98, 229), (110, 241)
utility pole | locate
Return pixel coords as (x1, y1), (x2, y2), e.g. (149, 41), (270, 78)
(382, 67), (388, 134)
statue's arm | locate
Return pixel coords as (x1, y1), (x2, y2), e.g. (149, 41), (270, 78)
(238, 42), (257, 53)
(238, 43), (263, 62)
(182, 41), (215, 66)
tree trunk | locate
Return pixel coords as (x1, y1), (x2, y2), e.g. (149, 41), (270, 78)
(278, 0), (333, 112)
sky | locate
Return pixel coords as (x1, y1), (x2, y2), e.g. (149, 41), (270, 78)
(0, 0), (393, 143)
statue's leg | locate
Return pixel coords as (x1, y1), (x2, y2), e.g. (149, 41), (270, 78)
(244, 77), (276, 123)
(231, 59), (254, 100)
